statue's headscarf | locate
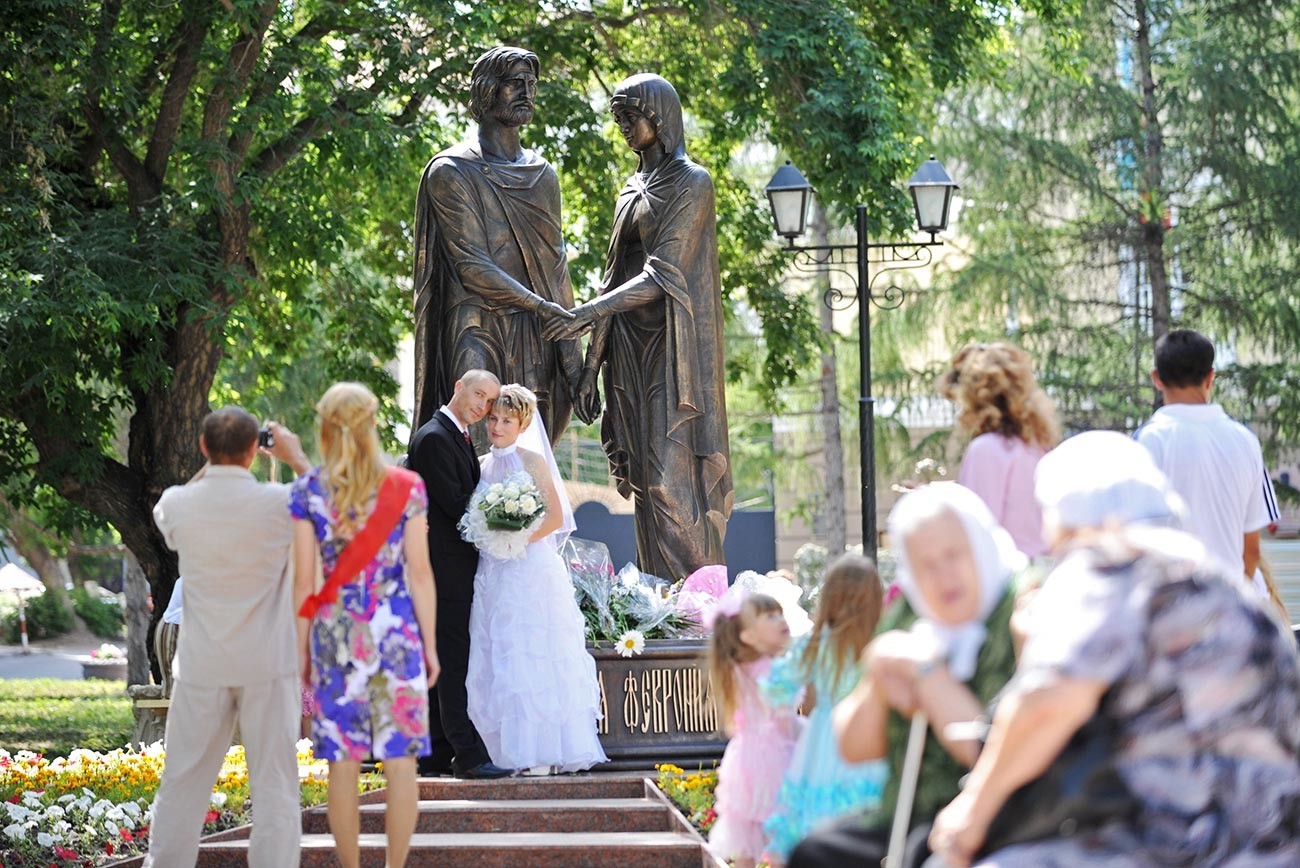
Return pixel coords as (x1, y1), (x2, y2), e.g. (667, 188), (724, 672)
(610, 73), (686, 163)
(887, 482), (1026, 679)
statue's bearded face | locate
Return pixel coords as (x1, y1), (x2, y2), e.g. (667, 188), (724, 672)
(492, 60), (538, 127)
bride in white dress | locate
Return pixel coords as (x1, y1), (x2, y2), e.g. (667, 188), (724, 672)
(462, 384), (607, 773)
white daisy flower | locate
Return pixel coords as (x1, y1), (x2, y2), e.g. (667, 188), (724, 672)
(616, 629), (646, 658)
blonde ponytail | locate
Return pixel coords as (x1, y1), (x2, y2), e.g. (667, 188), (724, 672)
(316, 382), (388, 538)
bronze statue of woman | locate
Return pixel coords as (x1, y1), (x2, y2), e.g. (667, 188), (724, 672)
(545, 73), (733, 579)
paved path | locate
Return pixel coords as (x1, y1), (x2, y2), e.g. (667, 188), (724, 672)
(0, 646), (93, 680)
(0, 629), (103, 680)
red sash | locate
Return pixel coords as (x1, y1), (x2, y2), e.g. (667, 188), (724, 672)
(299, 467), (417, 620)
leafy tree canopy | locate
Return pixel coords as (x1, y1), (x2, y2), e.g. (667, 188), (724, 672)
(879, 0), (1300, 452)
(0, 0), (1071, 595)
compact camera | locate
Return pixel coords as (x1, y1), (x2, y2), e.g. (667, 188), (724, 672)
(258, 426), (274, 449)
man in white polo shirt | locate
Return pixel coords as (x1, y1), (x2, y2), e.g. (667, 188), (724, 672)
(1136, 329), (1277, 589)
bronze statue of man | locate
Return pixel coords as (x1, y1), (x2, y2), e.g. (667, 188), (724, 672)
(411, 47), (581, 445)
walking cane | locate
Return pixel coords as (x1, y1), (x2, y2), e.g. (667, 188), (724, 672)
(885, 712), (929, 868)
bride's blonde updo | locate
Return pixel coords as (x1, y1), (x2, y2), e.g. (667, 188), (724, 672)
(316, 382), (387, 538)
(493, 384), (537, 430)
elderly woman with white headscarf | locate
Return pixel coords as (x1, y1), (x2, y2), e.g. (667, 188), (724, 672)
(928, 432), (1300, 868)
(789, 483), (1025, 868)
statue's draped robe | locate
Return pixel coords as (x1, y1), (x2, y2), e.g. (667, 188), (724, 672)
(411, 143), (578, 446)
(585, 157), (734, 579)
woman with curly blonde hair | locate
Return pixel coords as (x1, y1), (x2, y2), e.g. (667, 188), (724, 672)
(938, 342), (1060, 557)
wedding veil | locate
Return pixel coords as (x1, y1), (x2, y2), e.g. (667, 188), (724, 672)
(517, 414), (577, 549)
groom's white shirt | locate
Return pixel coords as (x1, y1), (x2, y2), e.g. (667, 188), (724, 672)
(439, 404), (468, 436)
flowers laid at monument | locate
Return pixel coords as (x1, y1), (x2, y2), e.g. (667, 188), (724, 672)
(458, 472), (546, 559)
(0, 740), (381, 866)
(564, 538), (704, 645)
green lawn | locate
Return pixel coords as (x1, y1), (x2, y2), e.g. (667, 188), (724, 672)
(0, 678), (133, 758)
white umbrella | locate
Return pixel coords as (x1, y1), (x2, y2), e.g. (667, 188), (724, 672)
(0, 564), (46, 655)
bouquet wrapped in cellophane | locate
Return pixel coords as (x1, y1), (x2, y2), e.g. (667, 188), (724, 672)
(458, 471), (545, 560)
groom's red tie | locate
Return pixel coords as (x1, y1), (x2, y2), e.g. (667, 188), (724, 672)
(463, 431), (471, 445)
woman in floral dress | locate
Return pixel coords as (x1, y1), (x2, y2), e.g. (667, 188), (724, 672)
(290, 382), (440, 868)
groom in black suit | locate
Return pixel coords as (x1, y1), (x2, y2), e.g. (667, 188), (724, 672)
(407, 368), (511, 779)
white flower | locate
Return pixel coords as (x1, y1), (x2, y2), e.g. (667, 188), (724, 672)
(3, 823), (23, 840)
(105, 818), (119, 836)
(44, 804), (64, 820)
(503, 498), (519, 512)
(503, 484), (520, 499)
(616, 629), (646, 658)
(37, 831), (55, 847)
(91, 642), (125, 661)
(57, 794), (75, 805)
(488, 483), (504, 495)
(518, 495), (537, 513)
(210, 791), (228, 808)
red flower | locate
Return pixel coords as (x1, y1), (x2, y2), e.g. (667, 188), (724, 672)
(104, 841), (114, 856)
(119, 828), (133, 843)
(137, 824), (150, 838)
(204, 810), (220, 825)
(6, 795), (17, 803)
(54, 845), (78, 860)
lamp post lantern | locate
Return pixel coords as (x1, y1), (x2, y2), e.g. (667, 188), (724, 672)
(764, 155), (958, 562)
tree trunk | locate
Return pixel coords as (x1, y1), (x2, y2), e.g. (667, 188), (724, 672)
(123, 551), (151, 686)
(811, 203), (847, 556)
(1134, 0), (1171, 346)
(0, 493), (70, 603)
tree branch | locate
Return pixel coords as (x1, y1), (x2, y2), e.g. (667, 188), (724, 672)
(144, 2), (215, 188)
(82, 103), (153, 210)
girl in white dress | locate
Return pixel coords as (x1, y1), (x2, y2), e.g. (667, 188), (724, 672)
(462, 384), (607, 774)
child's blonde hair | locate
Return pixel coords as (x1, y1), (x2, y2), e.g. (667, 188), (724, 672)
(316, 382), (386, 538)
(493, 383), (537, 430)
(707, 591), (783, 735)
(802, 554), (883, 690)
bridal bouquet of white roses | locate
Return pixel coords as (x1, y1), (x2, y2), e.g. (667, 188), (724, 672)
(458, 471), (546, 560)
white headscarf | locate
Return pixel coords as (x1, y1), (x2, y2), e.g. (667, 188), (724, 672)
(1034, 431), (1184, 531)
(888, 482), (1027, 679)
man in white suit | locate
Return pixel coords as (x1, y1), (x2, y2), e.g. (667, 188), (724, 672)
(144, 407), (310, 867)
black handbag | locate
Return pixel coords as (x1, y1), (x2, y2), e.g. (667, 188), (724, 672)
(975, 693), (1137, 858)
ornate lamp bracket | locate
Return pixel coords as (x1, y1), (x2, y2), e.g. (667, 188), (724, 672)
(783, 240), (939, 312)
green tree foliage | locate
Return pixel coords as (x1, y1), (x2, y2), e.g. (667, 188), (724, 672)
(1, 0), (1069, 599)
(880, 0), (1300, 448)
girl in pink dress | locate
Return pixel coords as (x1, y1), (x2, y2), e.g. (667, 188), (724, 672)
(707, 588), (803, 867)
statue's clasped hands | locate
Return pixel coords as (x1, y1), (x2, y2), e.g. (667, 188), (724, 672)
(542, 305), (595, 341)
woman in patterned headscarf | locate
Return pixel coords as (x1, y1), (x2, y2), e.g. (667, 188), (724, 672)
(929, 431), (1300, 867)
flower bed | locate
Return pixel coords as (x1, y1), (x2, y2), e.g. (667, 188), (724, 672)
(0, 741), (381, 866)
(655, 763), (718, 836)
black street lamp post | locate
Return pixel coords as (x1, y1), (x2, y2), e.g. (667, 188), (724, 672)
(763, 156), (959, 562)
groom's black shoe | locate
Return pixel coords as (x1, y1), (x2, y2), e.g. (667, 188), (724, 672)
(417, 759), (453, 777)
(455, 761), (513, 780)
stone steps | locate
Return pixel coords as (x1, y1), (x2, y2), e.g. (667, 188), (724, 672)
(301, 797), (672, 834)
(181, 773), (721, 867)
(200, 831), (705, 867)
